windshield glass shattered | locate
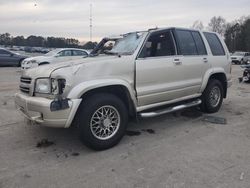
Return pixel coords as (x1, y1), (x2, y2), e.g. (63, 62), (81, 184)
(92, 32), (145, 56)
(109, 32), (144, 55)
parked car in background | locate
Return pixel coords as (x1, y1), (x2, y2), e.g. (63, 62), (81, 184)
(239, 65), (250, 83)
(21, 48), (89, 69)
(243, 54), (250, 64)
(0, 48), (28, 67)
(15, 27), (232, 150)
(231, 51), (250, 64)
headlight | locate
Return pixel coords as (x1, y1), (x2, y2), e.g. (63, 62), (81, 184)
(51, 79), (59, 94)
(35, 78), (51, 94)
(51, 78), (66, 95)
(35, 78), (66, 95)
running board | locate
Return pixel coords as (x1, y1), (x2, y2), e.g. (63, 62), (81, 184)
(139, 99), (202, 118)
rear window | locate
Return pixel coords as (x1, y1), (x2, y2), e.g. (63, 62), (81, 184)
(204, 32), (225, 56)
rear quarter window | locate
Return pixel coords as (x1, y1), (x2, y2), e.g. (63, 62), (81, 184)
(203, 32), (225, 56)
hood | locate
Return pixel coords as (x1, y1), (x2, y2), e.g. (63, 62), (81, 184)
(23, 56), (48, 62)
(22, 55), (129, 79)
(231, 55), (243, 58)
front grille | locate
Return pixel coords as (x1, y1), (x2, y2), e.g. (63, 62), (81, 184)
(19, 86), (30, 93)
(20, 77), (32, 84)
(20, 76), (32, 94)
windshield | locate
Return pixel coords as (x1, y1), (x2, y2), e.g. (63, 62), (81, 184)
(44, 49), (61, 56)
(233, 52), (245, 56)
(109, 33), (144, 55)
(91, 32), (145, 56)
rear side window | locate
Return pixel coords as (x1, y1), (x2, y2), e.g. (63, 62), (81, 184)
(175, 30), (197, 55)
(191, 31), (207, 55)
(204, 32), (225, 56)
(72, 50), (88, 56)
(58, 50), (72, 56)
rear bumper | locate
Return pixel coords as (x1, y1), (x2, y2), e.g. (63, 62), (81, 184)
(15, 93), (81, 128)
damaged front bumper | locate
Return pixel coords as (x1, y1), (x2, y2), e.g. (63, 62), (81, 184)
(15, 93), (82, 128)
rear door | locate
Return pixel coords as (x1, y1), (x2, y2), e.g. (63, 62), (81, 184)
(172, 29), (210, 94)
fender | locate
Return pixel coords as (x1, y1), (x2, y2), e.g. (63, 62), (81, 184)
(200, 67), (227, 93)
(67, 78), (137, 107)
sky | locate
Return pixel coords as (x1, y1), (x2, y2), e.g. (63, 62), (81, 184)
(0, 0), (250, 42)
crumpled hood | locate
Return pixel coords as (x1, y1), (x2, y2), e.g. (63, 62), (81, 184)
(22, 55), (127, 79)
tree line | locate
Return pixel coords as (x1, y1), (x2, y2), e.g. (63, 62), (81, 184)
(1, 15), (249, 52)
(192, 15), (250, 52)
(0, 33), (97, 49)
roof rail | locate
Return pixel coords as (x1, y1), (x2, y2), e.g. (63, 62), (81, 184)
(148, 27), (159, 31)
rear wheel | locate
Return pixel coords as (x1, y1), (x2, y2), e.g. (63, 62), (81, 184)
(200, 79), (224, 113)
(78, 93), (128, 150)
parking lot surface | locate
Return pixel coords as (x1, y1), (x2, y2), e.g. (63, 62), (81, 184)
(0, 65), (250, 188)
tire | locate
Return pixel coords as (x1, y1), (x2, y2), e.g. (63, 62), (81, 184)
(200, 79), (224, 113)
(78, 93), (128, 150)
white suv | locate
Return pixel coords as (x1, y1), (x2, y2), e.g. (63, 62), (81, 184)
(231, 51), (250, 64)
(21, 48), (89, 69)
(15, 27), (232, 150)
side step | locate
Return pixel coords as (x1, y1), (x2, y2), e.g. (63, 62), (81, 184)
(139, 99), (202, 118)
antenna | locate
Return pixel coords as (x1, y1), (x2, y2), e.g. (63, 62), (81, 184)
(89, 3), (93, 42)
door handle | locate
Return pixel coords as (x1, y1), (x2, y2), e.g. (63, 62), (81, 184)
(173, 59), (182, 65)
(203, 58), (208, 63)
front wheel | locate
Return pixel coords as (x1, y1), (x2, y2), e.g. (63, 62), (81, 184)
(200, 79), (224, 113)
(78, 93), (128, 150)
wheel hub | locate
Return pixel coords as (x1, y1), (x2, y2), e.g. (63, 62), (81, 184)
(90, 105), (121, 140)
(209, 86), (221, 107)
(103, 118), (111, 127)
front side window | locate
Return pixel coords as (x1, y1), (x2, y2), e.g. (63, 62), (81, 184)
(204, 32), (225, 56)
(139, 30), (175, 58)
(175, 30), (197, 56)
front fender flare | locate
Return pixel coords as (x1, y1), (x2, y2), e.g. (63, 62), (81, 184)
(67, 79), (137, 106)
